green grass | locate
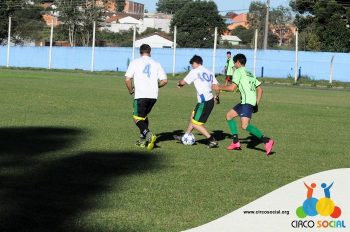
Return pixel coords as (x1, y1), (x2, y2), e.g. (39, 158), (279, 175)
(0, 68), (350, 232)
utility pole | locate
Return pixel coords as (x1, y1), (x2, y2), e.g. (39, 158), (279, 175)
(263, 0), (270, 50)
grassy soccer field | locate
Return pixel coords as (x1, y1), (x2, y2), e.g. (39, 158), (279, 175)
(0, 68), (350, 232)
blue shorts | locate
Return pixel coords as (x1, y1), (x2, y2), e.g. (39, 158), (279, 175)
(233, 104), (254, 118)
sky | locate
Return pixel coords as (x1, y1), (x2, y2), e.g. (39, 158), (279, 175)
(139, 0), (291, 13)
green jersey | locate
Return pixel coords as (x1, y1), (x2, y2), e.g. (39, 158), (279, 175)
(225, 58), (234, 76)
(232, 67), (261, 106)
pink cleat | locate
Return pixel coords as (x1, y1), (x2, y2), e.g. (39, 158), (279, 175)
(227, 142), (241, 150)
(264, 139), (274, 156)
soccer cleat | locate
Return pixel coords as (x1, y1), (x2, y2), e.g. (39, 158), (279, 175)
(264, 139), (274, 156)
(208, 140), (219, 148)
(146, 132), (157, 151)
(135, 140), (146, 148)
(227, 141), (241, 150)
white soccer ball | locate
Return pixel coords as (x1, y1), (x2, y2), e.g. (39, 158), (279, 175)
(181, 133), (196, 145)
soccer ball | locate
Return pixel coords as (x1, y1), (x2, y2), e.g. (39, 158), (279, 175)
(181, 133), (195, 145)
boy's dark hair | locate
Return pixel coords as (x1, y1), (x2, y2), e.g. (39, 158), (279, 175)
(233, 53), (247, 65)
(227, 51), (231, 55)
(140, 44), (151, 54)
(189, 55), (203, 65)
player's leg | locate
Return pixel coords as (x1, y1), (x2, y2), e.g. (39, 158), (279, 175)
(185, 111), (195, 134)
(133, 99), (148, 147)
(239, 105), (274, 155)
(174, 111), (195, 142)
(192, 99), (218, 148)
(226, 104), (241, 150)
(133, 99), (157, 150)
(144, 99), (157, 150)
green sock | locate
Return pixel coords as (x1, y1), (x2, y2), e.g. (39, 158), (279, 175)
(246, 124), (263, 138)
(227, 119), (238, 135)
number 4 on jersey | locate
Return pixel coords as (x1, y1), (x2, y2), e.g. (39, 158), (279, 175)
(143, 64), (151, 78)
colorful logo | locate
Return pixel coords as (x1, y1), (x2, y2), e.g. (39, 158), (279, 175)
(296, 182), (342, 219)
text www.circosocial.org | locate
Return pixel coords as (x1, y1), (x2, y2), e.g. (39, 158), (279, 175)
(243, 210), (290, 215)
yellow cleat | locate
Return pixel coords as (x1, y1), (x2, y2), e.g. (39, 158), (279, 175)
(147, 135), (157, 151)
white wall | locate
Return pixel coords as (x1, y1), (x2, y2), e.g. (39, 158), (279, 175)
(140, 18), (171, 33)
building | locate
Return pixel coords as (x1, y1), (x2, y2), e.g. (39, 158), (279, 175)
(135, 34), (174, 48)
(227, 13), (249, 31)
(104, 13), (172, 34)
(105, 15), (142, 33)
(42, 14), (61, 27)
(220, 35), (242, 46)
(96, 0), (144, 17)
(104, 14), (142, 33)
(124, 1), (144, 16)
(141, 13), (172, 33)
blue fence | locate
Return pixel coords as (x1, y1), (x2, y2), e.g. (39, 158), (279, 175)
(0, 46), (349, 81)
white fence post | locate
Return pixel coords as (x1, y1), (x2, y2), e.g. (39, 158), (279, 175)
(132, 25), (136, 60)
(253, 29), (258, 77)
(212, 27), (218, 73)
(6, 16), (11, 67)
(48, 18), (54, 69)
(294, 30), (299, 84)
(172, 25), (177, 77)
(329, 55), (335, 85)
(91, 21), (96, 72)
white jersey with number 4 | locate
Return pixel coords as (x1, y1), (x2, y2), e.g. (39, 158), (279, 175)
(184, 66), (218, 103)
(125, 56), (167, 99)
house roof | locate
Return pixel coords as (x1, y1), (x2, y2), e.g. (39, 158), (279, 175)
(105, 12), (142, 23)
(119, 16), (141, 24)
(227, 13), (249, 30)
(221, 35), (242, 42)
(136, 34), (173, 43)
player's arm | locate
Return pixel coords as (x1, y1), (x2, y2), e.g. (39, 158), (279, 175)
(125, 77), (134, 95)
(159, 79), (168, 88)
(177, 79), (186, 88)
(256, 86), (263, 104)
(158, 65), (168, 88)
(215, 83), (238, 92)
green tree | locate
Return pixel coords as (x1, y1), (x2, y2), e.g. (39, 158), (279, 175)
(170, 0), (225, 48)
(116, 0), (125, 12)
(231, 26), (255, 46)
(290, 0), (350, 52)
(247, 1), (281, 48)
(156, 0), (191, 14)
(299, 28), (322, 51)
(270, 6), (292, 46)
(55, 0), (107, 46)
(0, 1), (45, 44)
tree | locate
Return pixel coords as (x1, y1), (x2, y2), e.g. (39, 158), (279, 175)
(170, 0), (225, 48)
(290, 0), (350, 52)
(116, 0), (125, 12)
(0, 1), (45, 44)
(55, 0), (107, 46)
(270, 6), (292, 46)
(231, 26), (254, 46)
(248, 2), (291, 48)
(156, 0), (191, 14)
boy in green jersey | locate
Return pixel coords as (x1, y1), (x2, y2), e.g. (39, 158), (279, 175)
(213, 54), (274, 155)
(215, 51), (235, 104)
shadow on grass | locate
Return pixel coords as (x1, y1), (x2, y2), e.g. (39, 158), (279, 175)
(156, 130), (183, 142)
(196, 130), (231, 145)
(240, 135), (276, 155)
(0, 127), (163, 232)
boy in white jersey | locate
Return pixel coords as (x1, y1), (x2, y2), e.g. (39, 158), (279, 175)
(175, 55), (219, 148)
(125, 44), (168, 150)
